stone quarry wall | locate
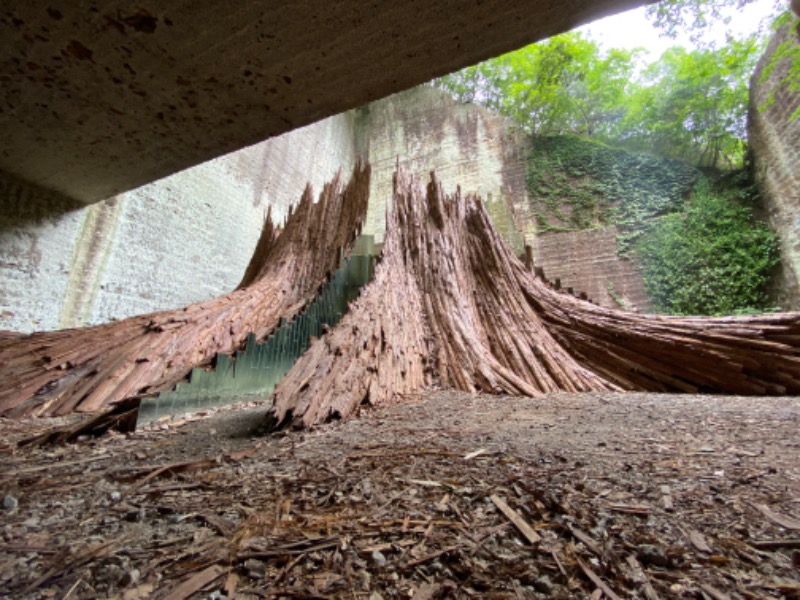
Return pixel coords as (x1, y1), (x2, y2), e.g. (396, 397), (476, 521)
(360, 86), (534, 254)
(534, 227), (653, 312)
(2, 84), (665, 333)
(360, 88), (657, 311)
(0, 174), (85, 331)
(749, 22), (800, 310)
(0, 114), (355, 333)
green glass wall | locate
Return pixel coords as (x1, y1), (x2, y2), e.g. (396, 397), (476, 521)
(137, 236), (375, 424)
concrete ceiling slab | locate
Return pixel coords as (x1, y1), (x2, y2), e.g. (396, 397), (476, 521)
(0, 1), (649, 204)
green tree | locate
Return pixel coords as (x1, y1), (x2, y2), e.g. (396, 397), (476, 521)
(648, 0), (799, 122)
(433, 32), (640, 138)
(433, 0), (792, 166)
(620, 38), (761, 167)
(646, 0), (783, 42)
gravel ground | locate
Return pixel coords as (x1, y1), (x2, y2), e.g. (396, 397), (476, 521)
(1, 391), (799, 599)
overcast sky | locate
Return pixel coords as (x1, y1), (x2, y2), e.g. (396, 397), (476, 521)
(577, 0), (779, 58)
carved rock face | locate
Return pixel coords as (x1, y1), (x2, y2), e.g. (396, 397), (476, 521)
(749, 23), (800, 309)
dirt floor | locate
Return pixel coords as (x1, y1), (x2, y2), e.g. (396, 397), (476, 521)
(1, 392), (799, 599)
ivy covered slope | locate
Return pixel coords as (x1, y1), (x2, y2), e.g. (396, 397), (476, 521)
(527, 135), (697, 233)
(526, 135), (779, 316)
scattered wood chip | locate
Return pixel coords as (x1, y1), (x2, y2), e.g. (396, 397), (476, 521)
(406, 479), (443, 488)
(196, 512), (236, 537)
(224, 572), (238, 598)
(238, 536), (340, 559)
(643, 582), (662, 600)
(660, 485), (674, 512)
(121, 582), (155, 600)
(757, 504), (800, 530)
(749, 539), (800, 550)
(463, 448), (487, 460)
(625, 554), (646, 584)
(123, 458), (216, 499)
(414, 583), (443, 600)
(226, 443), (262, 461)
(551, 549), (567, 577)
(689, 529), (713, 553)
(163, 564), (225, 600)
(699, 583), (731, 600)
(727, 447), (760, 457)
(569, 525), (601, 556)
(403, 545), (461, 570)
(490, 494), (541, 545)
(607, 503), (650, 516)
(576, 558), (622, 600)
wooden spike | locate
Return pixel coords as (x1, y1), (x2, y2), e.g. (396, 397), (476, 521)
(0, 163), (371, 417)
(270, 166), (800, 429)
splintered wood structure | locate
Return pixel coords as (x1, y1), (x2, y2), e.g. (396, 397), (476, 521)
(0, 164), (371, 418)
(1, 162), (799, 424)
(270, 166), (800, 428)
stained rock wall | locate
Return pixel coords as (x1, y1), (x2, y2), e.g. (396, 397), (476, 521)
(359, 86), (534, 254)
(2, 84), (661, 334)
(534, 227), (653, 312)
(0, 174), (85, 331)
(749, 22), (800, 310)
(0, 114), (356, 333)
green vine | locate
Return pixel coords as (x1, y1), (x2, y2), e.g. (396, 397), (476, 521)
(758, 14), (800, 121)
(605, 282), (627, 309)
(526, 134), (780, 315)
(526, 135), (697, 234)
(634, 178), (780, 315)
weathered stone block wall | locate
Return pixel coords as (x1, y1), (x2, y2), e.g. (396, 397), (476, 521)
(360, 86), (534, 254)
(534, 226), (653, 312)
(0, 173), (85, 331)
(2, 84), (664, 333)
(0, 114), (356, 333)
(360, 87), (659, 311)
(749, 22), (800, 310)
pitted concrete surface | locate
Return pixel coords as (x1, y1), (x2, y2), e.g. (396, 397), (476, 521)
(0, 0), (649, 204)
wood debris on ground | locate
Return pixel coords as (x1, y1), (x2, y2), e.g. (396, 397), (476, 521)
(0, 164), (370, 418)
(1, 391), (799, 599)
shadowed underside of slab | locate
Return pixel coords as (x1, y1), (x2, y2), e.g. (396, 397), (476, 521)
(0, 0), (649, 204)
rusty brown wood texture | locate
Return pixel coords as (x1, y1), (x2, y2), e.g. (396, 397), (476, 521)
(0, 164), (371, 418)
(2, 163), (800, 424)
(270, 167), (800, 428)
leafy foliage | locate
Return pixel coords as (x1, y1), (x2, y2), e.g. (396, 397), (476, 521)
(619, 39), (761, 168)
(636, 178), (779, 315)
(649, 0), (800, 122)
(645, 0), (783, 42)
(434, 27), (762, 168)
(526, 136), (696, 233)
(434, 33), (641, 139)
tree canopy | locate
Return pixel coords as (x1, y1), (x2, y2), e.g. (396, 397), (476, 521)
(433, 0), (795, 169)
(619, 38), (760, 167)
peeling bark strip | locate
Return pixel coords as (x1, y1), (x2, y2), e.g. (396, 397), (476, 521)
(271, 167), (800, 428)
(0, 164), (371, 418)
